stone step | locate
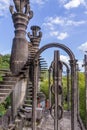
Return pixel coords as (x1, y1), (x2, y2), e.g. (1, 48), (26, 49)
(8, 123), (15, 129)
(24, 61), (30, 66)
(24, 100), (32, 104)
(26, 91), (33, 94)
(20, 107), (31, 113)
(0, 89), (11, 93)
(26, 92), (33, 96)
(27, 88), (33, 90)
(23, 104), (32, 108)
(28, 84), (32, 86)
(0, 81), (16, 85)
(0, 84), (13, 89)
(26, 97), (32, 100)
(0, 97), (4, 101)
(26, 96), (32, 98)
(0, 93), (8, 97)
(28, 83), (32, 86)
(15, 118), (22, 124)
(18, 112), (26, 119)
(28, 87), (33, 89)
(27, 89), (33, 92)
(3, 76), (17, 81)
(19, 70), (26, 74)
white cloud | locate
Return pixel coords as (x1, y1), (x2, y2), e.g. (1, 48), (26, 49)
(43, 22), (54, 31)
(0, 0), (10, 17)
(60, 55), (84, 72)
(78, 42), (87, 53)
(78, 60), (84, 72)
(57, 32), (68, 40)
(50, 31), (59, 36)
(84, 11), (87, 14)
(31, 0), (48, 5)
(59, 0), (68, 4)
(43, 16), (86, 29)
(43, 16), (86, 40)
(64, 0), (80, 9)
(50, 31), (68, 40)
(60, 55), (69, 73)
(64, 0), (87, 9)
(60, 55), (69, 63)
(66, 20), (86, 26)
(49, 17), (64, 25)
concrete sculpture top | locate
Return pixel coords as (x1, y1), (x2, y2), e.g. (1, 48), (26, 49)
(28, 26), (42, 43)
(9, 0), (33, 19)
(9, 0), (33, 74)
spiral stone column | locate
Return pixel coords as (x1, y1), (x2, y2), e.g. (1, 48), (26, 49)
(28, 25), (42, 53)
(10, 0), (33, 74)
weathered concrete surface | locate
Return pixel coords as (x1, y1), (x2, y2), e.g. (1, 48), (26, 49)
(37, 111), (81, 130)
(23, 111), (81, 130)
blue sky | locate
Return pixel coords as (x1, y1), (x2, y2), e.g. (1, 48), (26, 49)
(0, 0), (87, 70)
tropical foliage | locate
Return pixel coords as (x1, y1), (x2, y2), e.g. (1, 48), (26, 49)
(0, 54), (10, 116)
(40, 72), (86, 126)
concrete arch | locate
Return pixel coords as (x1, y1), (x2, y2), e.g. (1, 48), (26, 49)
(34, 43), (75, 61)
(62, 61), (69, 72)
(33, 43), (78, 130)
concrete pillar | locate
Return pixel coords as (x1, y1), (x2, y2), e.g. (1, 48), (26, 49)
(48, 68), (52, 108)
(9, 1), (33, 74)
(28, 25), (42, 53)
(11, 79), (27, 120)
(70, 60), (78, 130)
(67, 69), (70, 111)
(84, 55), (87, 129)
(53, 51), (63, 130)
(32, 60), (38, 130)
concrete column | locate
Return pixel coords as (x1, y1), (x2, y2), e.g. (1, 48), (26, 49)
(32, 60), (38, 130)
(54, 51), (59, 130)
(53, 51), (62, 130)
(48, 68), (52, 108)
(84, 55), (87, 129)
(11, 79), (27, 120)
(28, 25), (42, 53)
(67, 69), (70, 111)
(70, 60), (78, 130)
(9, 1), (33, 74)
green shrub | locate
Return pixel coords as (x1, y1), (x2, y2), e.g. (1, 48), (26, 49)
(0, 104), (6, 117)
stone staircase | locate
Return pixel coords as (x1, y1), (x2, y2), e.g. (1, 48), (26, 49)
(13, 81), (33, 128)
(0, 71), (18, 104)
